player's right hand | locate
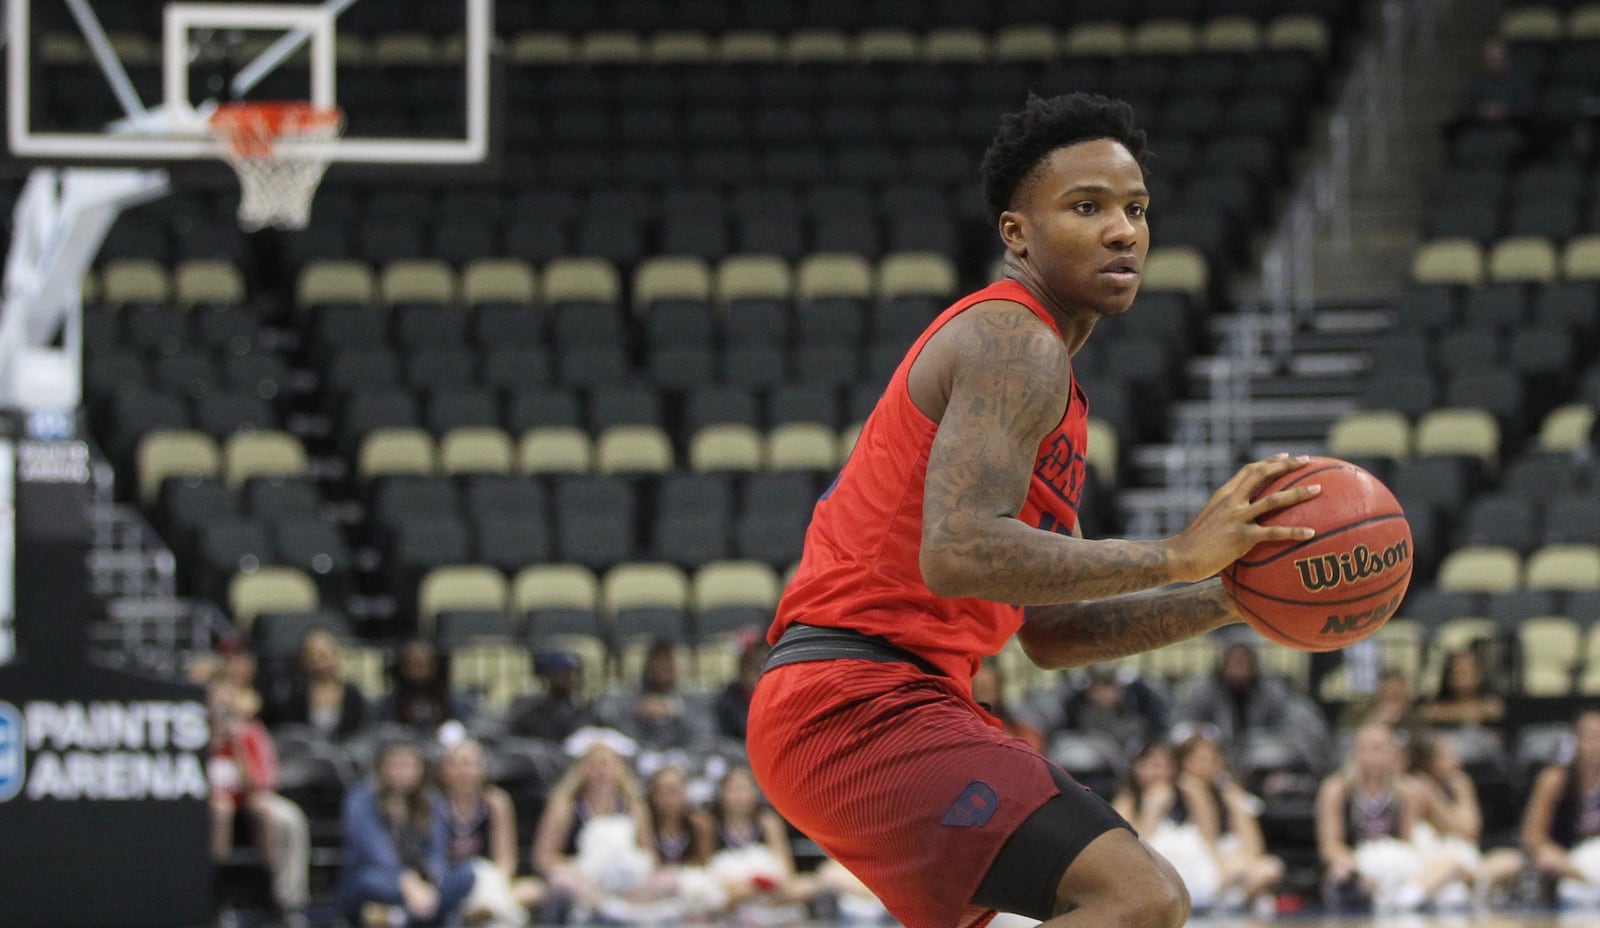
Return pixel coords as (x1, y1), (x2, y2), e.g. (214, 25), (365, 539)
(1167, 453), (1320, 582)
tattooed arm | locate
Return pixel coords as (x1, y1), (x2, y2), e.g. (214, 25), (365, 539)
(915, 303), (1190, 602)
(913, 301), (1319, 609)
(1017, 579), (1239, 670)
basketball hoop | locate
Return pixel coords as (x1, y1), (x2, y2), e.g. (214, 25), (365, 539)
(208, 101), (344, 231)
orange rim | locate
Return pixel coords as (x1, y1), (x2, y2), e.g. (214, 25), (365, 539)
(209, 101), (344, 158)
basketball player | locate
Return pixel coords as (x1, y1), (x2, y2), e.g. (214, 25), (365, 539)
(746, 93), (1321, 928)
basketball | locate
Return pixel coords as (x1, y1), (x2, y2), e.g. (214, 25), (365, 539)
(1220, 457), (1413, 652)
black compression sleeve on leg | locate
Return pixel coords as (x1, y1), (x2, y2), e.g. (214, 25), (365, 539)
(971, 763), (1133, 919)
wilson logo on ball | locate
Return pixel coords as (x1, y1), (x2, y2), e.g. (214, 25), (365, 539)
(1292, 539), (1410, 593)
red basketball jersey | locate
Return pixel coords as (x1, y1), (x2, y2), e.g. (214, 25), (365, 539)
(770, 279), (1090, 683)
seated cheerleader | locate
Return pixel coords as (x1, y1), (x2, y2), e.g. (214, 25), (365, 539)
(1111, 741), (1222, 912)
(1523, 708), (1600, 908)
(708, 765), (857, 922)
(1175, 731), (1284, 916)
(632, 763), (717, 910)
(1316, 723), (1471, 913)
(530, 729), (657, 921)
(1406, 732), (1524, 908)
(437, 736), (544, 926)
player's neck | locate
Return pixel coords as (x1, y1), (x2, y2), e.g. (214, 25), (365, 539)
(999, 260), (1096, 355)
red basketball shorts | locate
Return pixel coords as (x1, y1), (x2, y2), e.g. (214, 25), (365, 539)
(747, 658), (1065, 928)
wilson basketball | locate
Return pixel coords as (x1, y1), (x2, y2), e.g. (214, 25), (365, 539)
(1220, 457), (1413, 652)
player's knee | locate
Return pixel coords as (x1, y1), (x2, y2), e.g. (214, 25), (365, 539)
(1100, 876), (1190, 928)
(1143, 867), (1191, 928)
(1086, 865), (1188, 928)
(1142, 841), (1192, 927)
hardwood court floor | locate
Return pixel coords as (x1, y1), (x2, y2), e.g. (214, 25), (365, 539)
(779, 915), (1593, 928)
(1188, 914), (1585, 927)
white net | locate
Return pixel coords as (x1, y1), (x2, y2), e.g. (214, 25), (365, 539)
(210, 103), (344, 231)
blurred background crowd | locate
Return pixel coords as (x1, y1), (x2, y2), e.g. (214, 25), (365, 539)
(190, 623), (1600, 926)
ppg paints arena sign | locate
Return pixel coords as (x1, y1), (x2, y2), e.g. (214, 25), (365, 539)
(0, 699), (208, 801)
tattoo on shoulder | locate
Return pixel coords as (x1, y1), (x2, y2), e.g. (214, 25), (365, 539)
(922, 310), (1065, 521)
(937, 308), (1069, 448)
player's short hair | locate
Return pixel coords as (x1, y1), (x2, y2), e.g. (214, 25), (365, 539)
(979, 92), (1150, 225)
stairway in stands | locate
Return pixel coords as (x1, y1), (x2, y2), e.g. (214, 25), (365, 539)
(1193, 305), (1389, 458)
(82, 444), (209, 677)
(1119, 0), (1500, 525)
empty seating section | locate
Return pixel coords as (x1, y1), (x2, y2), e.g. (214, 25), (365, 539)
(1319, 0), (1600, 700)
(90, 239), (1211, 636)
(64, 2), (1354, 692)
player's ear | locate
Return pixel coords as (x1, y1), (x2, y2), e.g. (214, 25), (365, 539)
(998, 210), (1028, 256)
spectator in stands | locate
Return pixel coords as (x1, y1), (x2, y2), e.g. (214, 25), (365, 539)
(1522, 708), (1600, 907)
(206, 679), (311, 926)
(1337, 667), (1425, 739)
(438, 737), (544, 924)
(531, 729), (656, 919)
(645, 764), (713, 869)
(1176, 732), (1284, 917)
(611, 638), (699, 748)
(507, 650), (593, 743)
(374, 640), (473, 734)
(1460, 37), (1534, 125)
(338, 739), (475, 928)
(708, 765), (830, 916)
(1112, 741), (1222, 912)
(1406, 732), (1525, 907)
(971, 657), (1044, 751)
(264, 628), (367, 740)
(1419, 648), (1505, 738)
(1176, 641), (1330, 772)
(208, 678), (311, 919)
(1060, 663), (1169, 757)
(1315, 723), (1470, 913)
(191, 639), (263, 719)
(219, 641), (264, 719)
(715, 639), (768, 742)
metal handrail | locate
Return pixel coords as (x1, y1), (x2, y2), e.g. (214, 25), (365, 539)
(1151, 0), (1445, 532)
(1265, 0), (1444, 323)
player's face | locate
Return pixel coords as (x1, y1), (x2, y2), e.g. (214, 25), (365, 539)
(1005, 138), (1149, 319)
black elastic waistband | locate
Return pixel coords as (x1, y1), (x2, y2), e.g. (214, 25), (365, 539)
(763, 623), (945, 677)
